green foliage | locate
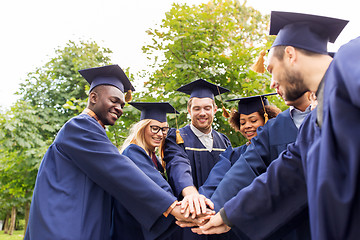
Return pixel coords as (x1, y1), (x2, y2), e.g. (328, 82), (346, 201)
(0, 40), (114, 217)
(17, 40), (113, 137)
(141, 0), (286, 146)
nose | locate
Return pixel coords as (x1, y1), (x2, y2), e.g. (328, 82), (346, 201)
(244, 121), (252, 129)
(270, 78), (277, 89)
(114, 105), (123, 117)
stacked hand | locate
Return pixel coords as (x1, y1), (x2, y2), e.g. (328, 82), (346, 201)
(171, 186), (231, 235)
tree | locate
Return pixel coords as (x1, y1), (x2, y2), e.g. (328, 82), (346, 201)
(141, 0), (286, 146)
(0, 40), (115, 235)
(17, 40), (113, 139)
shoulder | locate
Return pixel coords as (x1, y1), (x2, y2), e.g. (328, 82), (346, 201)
(56, 114), (106, 141)
(212, 129), (230, 141)
(123, 144), (147, 157)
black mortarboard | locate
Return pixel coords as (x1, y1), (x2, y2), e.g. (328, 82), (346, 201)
(227, 93), (277, 115)
(176, 79), (230, 100)
(270, 11), (348, 54)
(129, 102), (179, 123)
(79, 64), (135, 93)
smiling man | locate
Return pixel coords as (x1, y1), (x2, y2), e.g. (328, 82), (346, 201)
(164, 79), (231, 240)
(25, 65), (190, 240)
(190, 11), (360, 240)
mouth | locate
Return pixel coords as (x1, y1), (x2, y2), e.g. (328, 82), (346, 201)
(109, 112), (119, 119)
(245, 130), (256, 138)
(198, 118), (208, 123)
(152, 136), (162, 143)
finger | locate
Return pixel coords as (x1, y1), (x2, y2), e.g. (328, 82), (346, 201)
(181, 200), (189, 213)
(193, 197), (201, 215)
(176, 221), (198, 228)
(191, 227), (204, 235)
(199, 196), (207, 214)
(184, 206), (191, 218)
(204, 198), (214, 210)
(188, 198), (195, 214)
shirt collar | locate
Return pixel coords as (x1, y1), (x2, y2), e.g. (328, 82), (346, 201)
(82, 108), (106, 129)
(190, 124), (212, 138)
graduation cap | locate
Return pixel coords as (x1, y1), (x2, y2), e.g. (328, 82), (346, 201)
(270, 11), (348, 54)
(177, 78), (231, 118)
(251, 11), (348, 74)
(227, 93), (277, 123)
(176, 79), (230, 100)
(129, 102), (179, 123)
(79, 64), (135, 102)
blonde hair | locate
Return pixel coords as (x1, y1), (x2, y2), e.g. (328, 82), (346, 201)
(120, 119), (168, 168)
(120, 119), (152, 154)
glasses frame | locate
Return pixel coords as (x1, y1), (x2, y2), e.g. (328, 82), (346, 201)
(149, 125), (170, 134)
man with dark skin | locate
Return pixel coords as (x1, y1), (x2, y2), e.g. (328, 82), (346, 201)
(25, 65), (203, 240)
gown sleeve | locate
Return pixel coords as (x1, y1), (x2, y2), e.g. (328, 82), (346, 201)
(163, 128), (194, 197)
(59, 116), (177, 230)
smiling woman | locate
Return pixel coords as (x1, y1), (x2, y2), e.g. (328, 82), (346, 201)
(228, 93), (281, 144)
(112, 102), (182, 240)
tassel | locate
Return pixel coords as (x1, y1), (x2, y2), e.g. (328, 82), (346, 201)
(176, 129), (184, 144)
(125, 90), (132, 102)
(222, 106), (230, 118)
(264, 112), (269, 124)
(250, 50), (266, 73)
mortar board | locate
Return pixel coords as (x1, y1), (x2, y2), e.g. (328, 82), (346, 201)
(176, 79), (230, 100)
(79, 64), (135, 94)
(227, 93), (277, 115)
(270, 11), (348, 54)
(129, 102), (179, 123)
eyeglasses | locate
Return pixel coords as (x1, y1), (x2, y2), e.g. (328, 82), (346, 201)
(150, 125), (170, 134)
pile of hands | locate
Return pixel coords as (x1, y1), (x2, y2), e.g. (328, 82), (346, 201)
(170, 188), (231, 235)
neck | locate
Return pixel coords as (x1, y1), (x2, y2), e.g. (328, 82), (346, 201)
(304, 55), (333, 92)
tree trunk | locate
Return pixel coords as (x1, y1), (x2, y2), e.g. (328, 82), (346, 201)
(3, 213), (10, 234)
(24, 202), (30, 236)
(8, 206), (16, 235)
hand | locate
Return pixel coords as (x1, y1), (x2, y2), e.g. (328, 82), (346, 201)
(191, 212), (231, 235)
(181, 186), (214, 218)
(175, 208), (215, 228)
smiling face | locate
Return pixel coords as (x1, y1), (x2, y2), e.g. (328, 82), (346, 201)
(239, 112), (265, 141)
(144, 119), (169, 152)
(90, 85), (125, 126)
(188, 97), (217, 134)
(267, 47), (309, 102)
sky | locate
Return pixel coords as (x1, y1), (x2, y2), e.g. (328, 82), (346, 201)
(1, 0), (358, 109)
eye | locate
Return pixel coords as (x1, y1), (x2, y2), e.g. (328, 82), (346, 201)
(152, 126), (159, 131)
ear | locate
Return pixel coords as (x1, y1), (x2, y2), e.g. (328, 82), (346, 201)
(187, 106), (191, 115)
(89, 91), (98, 105)
(284, 46), (297, 64)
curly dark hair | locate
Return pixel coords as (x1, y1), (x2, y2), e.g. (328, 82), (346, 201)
(229, 105), (282, 132)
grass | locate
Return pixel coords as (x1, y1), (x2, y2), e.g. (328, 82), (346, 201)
(0, 230), (24, 240)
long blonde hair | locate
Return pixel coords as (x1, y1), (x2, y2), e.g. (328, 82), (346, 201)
(120, 119), (152, 154)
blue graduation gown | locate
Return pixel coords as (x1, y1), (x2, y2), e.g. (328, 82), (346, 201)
(25, 114), (177, 240)
(222, 110), (320, 239)
(163, 125), (231, 240)
(211, 109), (299, 211)
(111, 144), (179, 240)
(198, 144), (248, 198)
(164, 125), (231, 197)
(308, 36), (360, 239)
(212, 109), (311, 239)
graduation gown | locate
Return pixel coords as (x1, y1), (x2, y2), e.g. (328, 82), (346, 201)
(198, 144), (248, 198)
(308, 36), (360, 239)
(25, 114), (177, 240)
(163, 125), (231, 197)
(163, 125), (231, 240)
(111, 144), (179, 240)
(212, 109), (311, 239)
(211, 109), (299, 211)
(222, 110), (319, 239)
